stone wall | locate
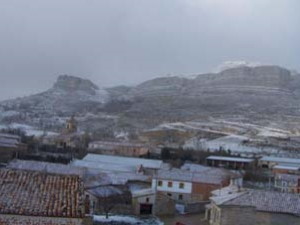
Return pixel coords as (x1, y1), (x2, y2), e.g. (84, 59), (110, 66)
(256, 212), (300, 225)
(209, 205), (300, 225)
(0, 214), (92, 225)
(0, 148), (16, 163)
(219, 206), (256, 225)
(192, 183), (222, 201)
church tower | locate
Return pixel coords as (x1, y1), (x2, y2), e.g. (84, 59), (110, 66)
(65, 115), (77, 134)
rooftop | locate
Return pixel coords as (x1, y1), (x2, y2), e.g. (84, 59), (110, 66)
(0, 169), (85, 218)
(89, 141), (147, 149)
(206, 156), (254, 163)
(273, 164), (300, 171)
(0, 133), (21, 140)
(212, 186), (300, 216)
(0, 133), (21, 148)
(260, 156), (300, 165)
(156, 164), (237, 184)
(74, 154), (164, 171)
(225, 190), (300, 216)
(7, 159), (85, 176)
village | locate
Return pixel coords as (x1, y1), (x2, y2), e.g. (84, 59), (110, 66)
(0, 116), (300, 225)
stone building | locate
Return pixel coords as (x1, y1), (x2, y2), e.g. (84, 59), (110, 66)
(0, 169), (92, 225)
(258, 156), (300, 169)
(64, 115), (78, 134)
(132, 188), (175, 216)
(152, 163), (241, 213)
(274, 173), (300, 193)
(0, 133), (26, 163)
(206, 156), (254, 170)
(207, 186), (300, 225)
(88, 141), (149, 157)
(272, 164), (300, 175)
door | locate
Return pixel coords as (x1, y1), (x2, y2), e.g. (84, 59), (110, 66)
(140, 204), (153, 215)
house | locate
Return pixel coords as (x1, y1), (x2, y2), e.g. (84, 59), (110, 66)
(88, 141), (149, 157)
(207, 186), (300, 225)
(132, 188), (175, 216)
(152, 163), (241, 213)
(206, 156), (254, 170)
(272, 164), (300, 175)
(0, 132), (26, 163)
(0, 169), (92, 225)
(83, 171), (132, 216)
(86, 184), (132, 216)
(274, 173), (300, 193)
(258, 156), (300, 169)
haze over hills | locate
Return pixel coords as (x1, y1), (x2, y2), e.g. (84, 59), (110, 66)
(1, 64), (300, 136)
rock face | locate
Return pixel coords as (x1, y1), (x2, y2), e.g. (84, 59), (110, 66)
(53, 75), (100, 95)
(119, 65), (300, 123)
(0, 75), (108, 128)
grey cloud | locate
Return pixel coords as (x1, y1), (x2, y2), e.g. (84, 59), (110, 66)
(0, 0), (299, 100)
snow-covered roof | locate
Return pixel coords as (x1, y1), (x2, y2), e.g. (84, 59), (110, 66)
(156, 165), (237, 185)
(0, 133), (21, 148)
(87, 185), (125, 198)
(260, 156), (300, 165)
(80, 154), (164, 170)
(89, 141), (147, 149)
(0, 169), (85, 218)
(273, 164), (300, 171)
(8, 159), (85, 176)
(83, 170), (149, 187)
(206, 156), (254, 163)
(211, 186), (300, 216)
(223, 190), (300, 216)
(72, 159), (134, 173)
(0, 133), (20, 140)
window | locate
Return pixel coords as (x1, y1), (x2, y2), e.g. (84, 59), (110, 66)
(168, 181), (173, 188)
(179, 182), (185, 189)
(167, 193), (172, 197)
(146, 197), (149, 203)
(158, 180), (163, 186)
(178, 194), (183, 200)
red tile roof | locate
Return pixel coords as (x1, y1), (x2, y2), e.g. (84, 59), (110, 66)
(0, 169), (85, 218)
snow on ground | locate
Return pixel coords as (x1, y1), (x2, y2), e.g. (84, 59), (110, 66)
(215, 120), (292, 138)
(156, 120), (292, 139)
(183, 135), (280, 157)
(151, 122), (232, 135)
(214, 61), (265, 73)
(1, 123), (58, 137)
(0, 110), (20, 118)
(93, 215), (163, 225)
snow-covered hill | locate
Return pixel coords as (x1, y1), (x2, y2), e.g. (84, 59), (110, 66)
(1, 64), (300, 136)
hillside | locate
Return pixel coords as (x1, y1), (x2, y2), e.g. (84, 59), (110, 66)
(1, 65), (300, 135)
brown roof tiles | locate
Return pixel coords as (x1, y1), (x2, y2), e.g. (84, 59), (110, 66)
(0, 169), (85, 218)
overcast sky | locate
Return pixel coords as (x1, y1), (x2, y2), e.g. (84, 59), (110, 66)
(0, 0), (299, 100)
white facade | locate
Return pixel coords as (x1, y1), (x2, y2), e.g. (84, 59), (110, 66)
(152, 179), (192, 194)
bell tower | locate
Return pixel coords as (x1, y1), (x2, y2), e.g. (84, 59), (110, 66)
(65, 115), (77, 134)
